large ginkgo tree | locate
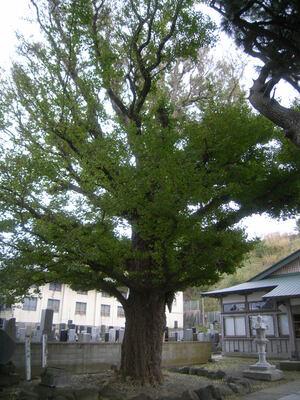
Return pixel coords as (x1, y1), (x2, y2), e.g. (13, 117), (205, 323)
(0, 0), (299, 383)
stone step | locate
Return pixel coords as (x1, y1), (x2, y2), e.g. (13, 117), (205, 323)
(279, 361), (300, 371)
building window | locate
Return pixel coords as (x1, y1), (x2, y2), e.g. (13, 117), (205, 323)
(294, 314), (300, 338)
(101, 304), (111, 317)
(278, 314), (289, 336)
(223, 303), (246, 313)
(22, 297), (38, 311)
(249, 299), (274, 311)
(77, 290), (88, 295)
(224, 316), (246, 336)
(249, 315), (275, 336)
(49, 282), (62, 292)
(101, 291), (111, 298)
(117, 306), (125, 318)
(75, 302), (87, 315)
(47, 299), (60, 313)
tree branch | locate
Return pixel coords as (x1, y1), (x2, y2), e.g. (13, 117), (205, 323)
(249, 67), (300, 147)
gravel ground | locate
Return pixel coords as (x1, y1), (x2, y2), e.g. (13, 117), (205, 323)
(53, 356), (300, 399)
(5, 356), (300, 399)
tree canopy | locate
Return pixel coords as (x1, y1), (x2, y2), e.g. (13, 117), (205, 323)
(210, 0), (300, 147)
(0, 0), (300, 382)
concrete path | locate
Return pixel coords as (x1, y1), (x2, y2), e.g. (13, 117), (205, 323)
(243, 380), (300, 400)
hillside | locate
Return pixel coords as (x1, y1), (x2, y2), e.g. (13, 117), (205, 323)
(214, 233), (300, 290)
(184, 233), (300, 309)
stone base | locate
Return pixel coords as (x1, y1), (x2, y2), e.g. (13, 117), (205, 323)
(0, 373), (20, 387)
(40, 367), (71, 387)
(279, 361), (300, 371)
(243, 368), (283, 381)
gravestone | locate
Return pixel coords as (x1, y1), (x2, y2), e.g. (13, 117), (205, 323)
(198, 332), (205, 342)
(4, 318), (16, 341)
(82, 333), (91, 343)
(78, 332), (91, 343)
(17, 328), (26, 342)
(59, 323), (67, 331)
(40, 309), (54, 336)
(0, 330), (20, 387)
(59, 330), (68, 342)
(31, 329), (42, 343)
(109, 328), (116, 342)
(164, 327), (169, 342)
(176, 330), (183, 341)
(0, 330), (16, 365)
(100, 325), (106, 341)
(183, 329), (193, 341)
(91, 327), (100, 342)
(119, 329), (125, 343)
(50, 328), (56, 341)
(67, 329), (76, 342)
(25, 325), (33, 336)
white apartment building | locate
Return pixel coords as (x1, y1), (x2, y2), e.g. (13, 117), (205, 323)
(0, 283), (183, 330)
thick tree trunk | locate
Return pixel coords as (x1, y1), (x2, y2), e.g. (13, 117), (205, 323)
(249, 68), (300, 148)
(120, 290), (166, 384)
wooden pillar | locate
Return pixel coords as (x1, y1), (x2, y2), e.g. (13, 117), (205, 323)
(273, 303), (280, 338)
(245, 294), (251, 338)
(220, 297), (225, 354)
(286, 299), (296, 359)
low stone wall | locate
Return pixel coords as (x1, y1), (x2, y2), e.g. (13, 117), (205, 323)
(162, 342), (211, 367)
(13, 341), (211, 377)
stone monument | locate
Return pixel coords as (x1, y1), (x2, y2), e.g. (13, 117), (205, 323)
(4, 318), (16, 341)
(243, 315), (283, 381)
(0, 329), (20, 387)
(40, 309), (54, 339)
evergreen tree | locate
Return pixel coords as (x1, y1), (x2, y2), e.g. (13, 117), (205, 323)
(209, 0), (300, 147)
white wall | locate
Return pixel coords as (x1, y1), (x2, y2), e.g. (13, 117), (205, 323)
(222, 294), (245, 304)
(2, 285), (183, 328)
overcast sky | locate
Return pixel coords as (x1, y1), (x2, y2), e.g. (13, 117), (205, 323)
(0, 0), (298, 239)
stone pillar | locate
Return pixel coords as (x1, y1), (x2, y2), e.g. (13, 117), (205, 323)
(42, 334), (48, 368)
(25, 335), (31, 381)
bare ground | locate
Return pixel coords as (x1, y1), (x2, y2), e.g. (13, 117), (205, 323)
(4, 356), (300, 399)
(63, 356), (300, 399)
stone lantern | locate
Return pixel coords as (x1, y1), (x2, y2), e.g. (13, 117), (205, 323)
(243, 315), (283, 381)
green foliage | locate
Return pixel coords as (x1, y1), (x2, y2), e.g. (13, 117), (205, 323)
(0, 0), (300, 307)
(209, 0), (300, 87)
